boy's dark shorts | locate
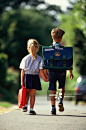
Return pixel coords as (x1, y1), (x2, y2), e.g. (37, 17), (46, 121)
(48, 70), (66, 90)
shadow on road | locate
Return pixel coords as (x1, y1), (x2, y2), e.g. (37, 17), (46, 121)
(25, 113), (86, 117)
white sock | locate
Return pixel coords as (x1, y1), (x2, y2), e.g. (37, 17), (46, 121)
(25, 104), (27, 107)
(30, 108), (33, 111)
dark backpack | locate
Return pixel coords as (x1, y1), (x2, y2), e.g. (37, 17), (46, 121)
(42, 43), (73, 70)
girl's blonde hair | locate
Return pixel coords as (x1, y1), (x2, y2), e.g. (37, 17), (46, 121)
(27, 39), (39, 60)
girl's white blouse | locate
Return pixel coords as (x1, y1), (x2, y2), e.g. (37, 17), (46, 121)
(19, 54), (43, 75)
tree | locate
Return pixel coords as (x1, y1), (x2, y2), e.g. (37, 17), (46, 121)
(0, 9), (55, 69)
(74, 28), (86, 75)
(60, 0), (86, 75)
(0, 0), (45, 14)
(0, 0), (65, 101)
(0, 53), (8, 87)
(72, 0), (86, 75)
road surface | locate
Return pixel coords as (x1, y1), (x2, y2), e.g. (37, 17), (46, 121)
(0, 96), (86, 130)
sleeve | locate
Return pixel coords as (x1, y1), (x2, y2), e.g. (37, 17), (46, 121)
(19, 58), (25, 69)
(39, 59), (43, 69)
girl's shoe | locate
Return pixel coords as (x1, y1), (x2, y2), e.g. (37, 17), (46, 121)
(51, 109), (56, 115)
(58, 103), (64, 112)
(29, 110), (36, 115)
(22, 106), (27, 112)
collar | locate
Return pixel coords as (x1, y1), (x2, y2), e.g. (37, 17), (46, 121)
(53, 42), (61, 46)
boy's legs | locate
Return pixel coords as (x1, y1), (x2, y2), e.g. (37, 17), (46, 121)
(51, 90), (56, 115)
(59, 86), (65, 112)
(51, 90), (56, 105)
(59, 86), (65, 104)
(62, 86), (65, 97)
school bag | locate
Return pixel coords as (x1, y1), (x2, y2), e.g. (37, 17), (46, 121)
(42, 43), (73, 70)
(18, 85), (26, 108)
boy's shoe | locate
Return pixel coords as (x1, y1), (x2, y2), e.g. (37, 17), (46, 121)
(22, 106), (27, 112)
(29, 110), (36, 115)
(51, 109), (56, 115)
(58, 103), (64, 112)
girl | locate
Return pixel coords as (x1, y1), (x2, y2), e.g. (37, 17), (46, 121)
(19, 39), (48, 115)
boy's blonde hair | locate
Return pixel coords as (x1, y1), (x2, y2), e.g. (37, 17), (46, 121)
(27, 39), (39, 60)
(51, 28), (65, 41)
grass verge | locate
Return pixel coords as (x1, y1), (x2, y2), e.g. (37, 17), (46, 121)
(0, 101), (12, 108)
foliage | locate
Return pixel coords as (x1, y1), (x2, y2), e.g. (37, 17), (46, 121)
(0, 9), (55, 69)
(6, 67), (19, 92)
(58, 0), (86, 99)
(0, 0), (65, 102)
(60, 0), (86, 76)
(0, 101), (12, 108)
(72, 0), (86, 75)
(72, 0), (86, 36)
(0, 67), (19, 103)
(0, 53), (8, 87)
(0, 0), (45, 14)
(1, 0), (85, 102)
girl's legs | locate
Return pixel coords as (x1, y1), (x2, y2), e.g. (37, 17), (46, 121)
(22, 89), (30, 112)
(30, 89), (36, 109)
(25, 89), (30, 104)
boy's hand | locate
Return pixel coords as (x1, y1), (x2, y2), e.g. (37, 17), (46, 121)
(39, 69), (49, 82)
(70, 74), (73, 80)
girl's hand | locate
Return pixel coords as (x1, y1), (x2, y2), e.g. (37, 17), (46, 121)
(39, 69), (49, 82)
(70, 74), (73, 80)
(43, 77), (49, 82)
(21, 81), (24, 86)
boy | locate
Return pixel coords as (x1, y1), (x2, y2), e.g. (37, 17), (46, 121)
(45, 28), (73, 115)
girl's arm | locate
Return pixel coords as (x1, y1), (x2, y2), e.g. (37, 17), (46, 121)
(21, 69), (24, 86)
(39, 69), (49, 82)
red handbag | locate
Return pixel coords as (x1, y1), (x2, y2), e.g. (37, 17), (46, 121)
(18, 85), (26, 108)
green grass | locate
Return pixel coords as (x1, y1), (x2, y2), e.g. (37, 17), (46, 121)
(0, 101), (12, 108)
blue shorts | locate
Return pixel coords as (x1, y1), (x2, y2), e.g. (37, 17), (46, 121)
(48, 70), (66, 90)
(24, 74), (42, 90)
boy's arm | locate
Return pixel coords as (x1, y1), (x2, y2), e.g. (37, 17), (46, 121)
(69, 70), (73, 80)
(21, 69), (24, 86)
(39, 69), (49, 82)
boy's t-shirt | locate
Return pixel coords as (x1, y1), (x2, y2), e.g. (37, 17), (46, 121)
(53, 42), (61, 47)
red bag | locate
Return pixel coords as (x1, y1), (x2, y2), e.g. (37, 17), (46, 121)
(18, 85), (26, 108)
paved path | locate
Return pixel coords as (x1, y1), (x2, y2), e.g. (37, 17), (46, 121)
(0, 96), (86, 130)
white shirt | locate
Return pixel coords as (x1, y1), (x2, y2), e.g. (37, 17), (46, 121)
(19, 54), (43, 75)
(53, 42), (61, 47)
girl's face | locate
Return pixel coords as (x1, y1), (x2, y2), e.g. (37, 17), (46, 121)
(28, 46), (38, 53)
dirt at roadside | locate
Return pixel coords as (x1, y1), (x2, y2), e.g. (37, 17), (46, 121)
(0, 105), (19, 114)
